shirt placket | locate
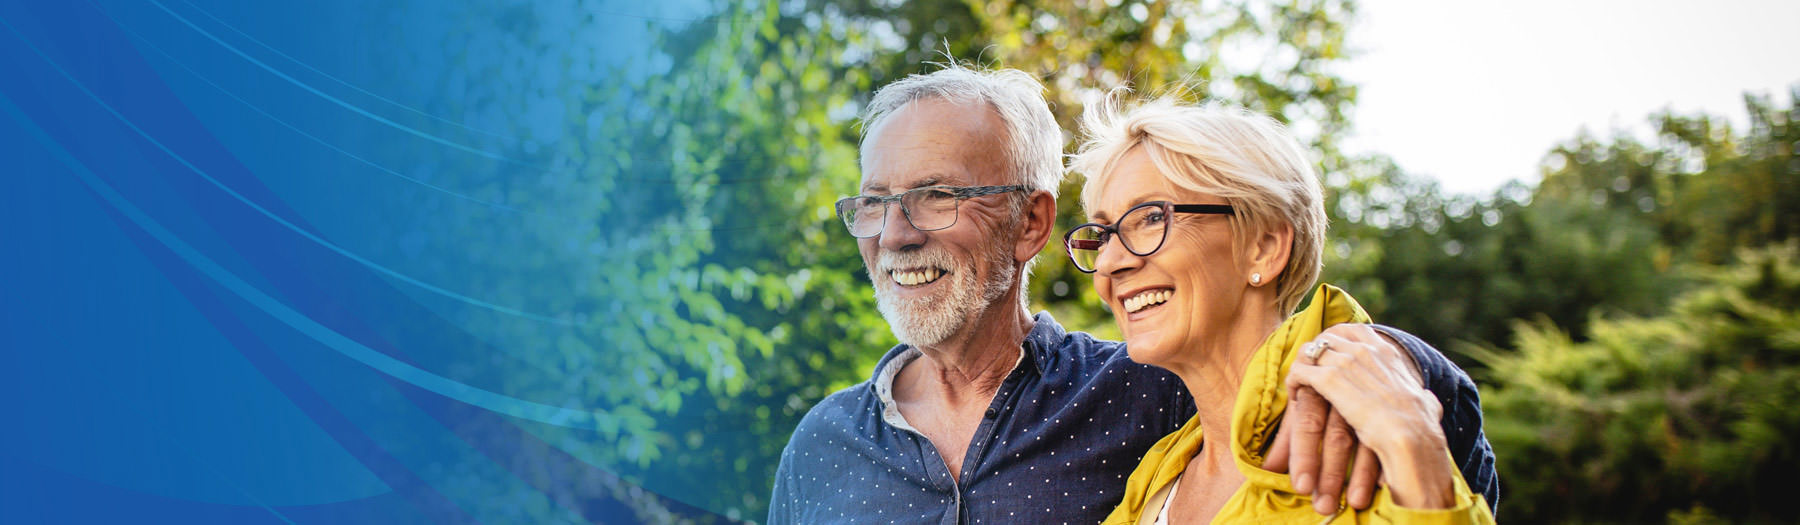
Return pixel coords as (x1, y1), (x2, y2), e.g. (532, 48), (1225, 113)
(953, 362), (1031, 525)
(876, 346), (1035, 525)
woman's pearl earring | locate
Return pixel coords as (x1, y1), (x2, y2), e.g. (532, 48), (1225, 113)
(1250, 273), (1262, 285)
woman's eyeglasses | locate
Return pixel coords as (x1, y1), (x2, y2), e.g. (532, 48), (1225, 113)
(1063, 201), (1234, 273)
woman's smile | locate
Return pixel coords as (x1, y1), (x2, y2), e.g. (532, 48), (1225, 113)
(1118, 285), (1176, 320)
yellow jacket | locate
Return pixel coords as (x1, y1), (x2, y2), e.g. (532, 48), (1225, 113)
(1102, 284), (1493, 524)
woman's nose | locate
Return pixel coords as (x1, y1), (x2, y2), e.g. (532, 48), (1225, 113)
(1091, 235), (1141, 275)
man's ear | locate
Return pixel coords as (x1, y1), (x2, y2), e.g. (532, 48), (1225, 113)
(1015, 190), (1058, 264)
(1249, 222), (1294, 286)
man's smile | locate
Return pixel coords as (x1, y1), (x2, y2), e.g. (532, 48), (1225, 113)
(890, 267), (947, 287)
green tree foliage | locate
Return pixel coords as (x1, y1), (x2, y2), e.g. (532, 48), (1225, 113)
(642, 2), (895, 519)
(1323, 91), (1799, 363)
(1315, 90), (1800, 523)
(366, 1), (880, 520)
(1320, 156), (1678, 360)
(1475, 243), (1800, 523)
(1538, 89), (1800, 264)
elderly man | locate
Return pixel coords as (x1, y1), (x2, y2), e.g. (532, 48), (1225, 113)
(768, 64), (1496, 524)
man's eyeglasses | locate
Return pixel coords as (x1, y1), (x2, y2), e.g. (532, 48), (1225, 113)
(1063, 201), (1235, 273)
(835, 185), (1029, 238)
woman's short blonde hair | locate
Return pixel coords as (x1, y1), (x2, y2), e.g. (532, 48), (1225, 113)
(1071, 94), (1326, 314)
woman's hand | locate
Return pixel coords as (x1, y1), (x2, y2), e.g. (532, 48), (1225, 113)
(1283, 324), (1456, 510)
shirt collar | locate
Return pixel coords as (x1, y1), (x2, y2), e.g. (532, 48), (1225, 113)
(871, 347), (924, 433)
(1020, 310), (1065, 370)
(866, 311), (1068, 427)
(865, 311), (1066, 385)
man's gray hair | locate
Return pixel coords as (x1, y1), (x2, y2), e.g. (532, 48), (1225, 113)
(860, 63), (1064, 308)
(860, 63), (1064, 195)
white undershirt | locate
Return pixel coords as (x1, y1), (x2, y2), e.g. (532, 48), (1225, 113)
(1155, 474), (1183, 525)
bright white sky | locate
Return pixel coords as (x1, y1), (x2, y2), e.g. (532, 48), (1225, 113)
(1338, 0), (1800, 195)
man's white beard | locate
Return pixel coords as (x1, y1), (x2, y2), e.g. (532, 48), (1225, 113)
(873, 241), (1017, 348)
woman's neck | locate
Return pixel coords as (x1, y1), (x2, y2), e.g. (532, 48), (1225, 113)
(1167, 305), (1286, 454)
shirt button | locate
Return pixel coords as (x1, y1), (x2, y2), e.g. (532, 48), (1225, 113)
(984, 408), (998, 419)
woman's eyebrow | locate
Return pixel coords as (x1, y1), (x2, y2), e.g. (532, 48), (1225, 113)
(1130, 194), (1172, 207)
(1092, 195), (1175, 222)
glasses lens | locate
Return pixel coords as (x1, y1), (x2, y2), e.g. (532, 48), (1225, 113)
(1119, 203), (1170, 256)
(839, 196), (887, 237)
(1066, 225), (1107, 272)
(901, 187), (959, 231)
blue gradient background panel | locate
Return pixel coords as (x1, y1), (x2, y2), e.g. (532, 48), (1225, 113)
(0, 0), (737, 522)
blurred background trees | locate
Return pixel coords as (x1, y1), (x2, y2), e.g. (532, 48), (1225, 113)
(1476, 243), (1800, 523)
(459, 0), (1799, 522)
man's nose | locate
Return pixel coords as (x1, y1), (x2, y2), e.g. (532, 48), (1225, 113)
(877, 203), (928, 251)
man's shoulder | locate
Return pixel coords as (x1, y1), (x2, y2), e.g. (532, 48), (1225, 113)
(1029, 314), (1130, 362)
(771, 379), (884, 519)
(1368, 325), (1476, 396)
(1038, 327), (1167, 379)
(802, 377), (871, 418)
(1028, 322), (1185, 419)
(790, 380), (877, 436)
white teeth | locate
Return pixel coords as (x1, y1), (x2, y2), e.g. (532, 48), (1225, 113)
(892, 268), (943, 286)
(1124, 289), (1172, 313)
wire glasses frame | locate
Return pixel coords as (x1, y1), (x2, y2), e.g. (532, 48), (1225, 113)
(1063, 201), (1235, 273)
(835, 185), (1030, 238)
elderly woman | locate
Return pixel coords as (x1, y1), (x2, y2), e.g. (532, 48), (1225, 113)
(1065, 96), (1494, 524)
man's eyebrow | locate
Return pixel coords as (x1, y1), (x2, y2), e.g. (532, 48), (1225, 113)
(863, 176), (951, 194)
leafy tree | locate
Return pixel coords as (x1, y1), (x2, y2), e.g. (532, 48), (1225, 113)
(361, 1), (880, 520)
(1535, 88), (1800, 267)
(1321, 90), (1799, 362)
(1475, 243), (1800, 523)
(1320, 155), (1678, 361)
